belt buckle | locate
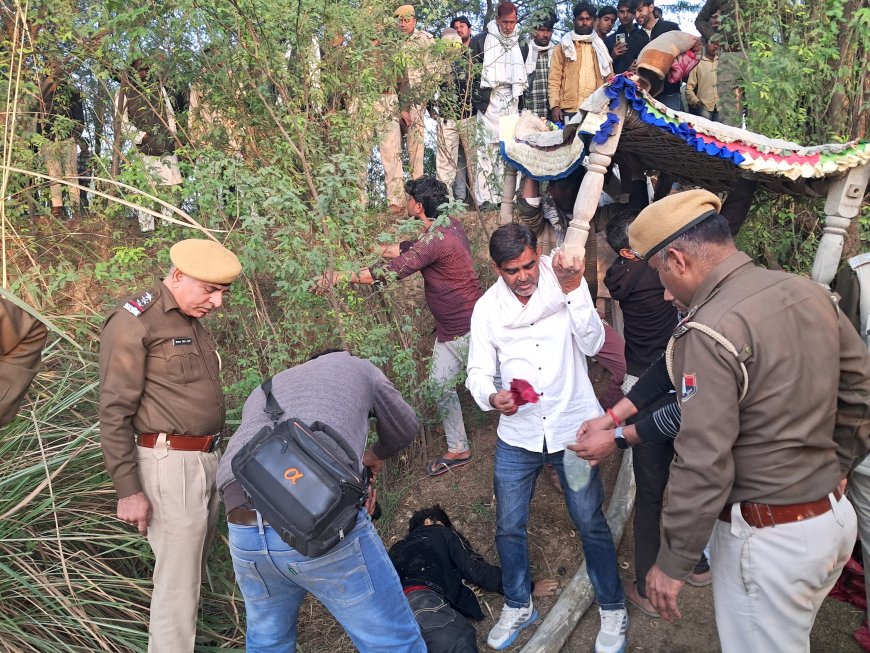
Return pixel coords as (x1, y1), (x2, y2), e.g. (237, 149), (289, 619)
(747, 502), (776, 528)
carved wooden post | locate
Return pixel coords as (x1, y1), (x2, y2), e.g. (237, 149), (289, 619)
(811, 162), (870, 286)
(562, 99), (627, 259)
(500, 165), (518, 225)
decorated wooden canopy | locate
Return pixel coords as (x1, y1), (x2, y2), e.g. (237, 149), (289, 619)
(499, 74), (869, 289)
(499, 75), (870, 653)
(501, 75), (869, 199)
(595, 76), (870, 197)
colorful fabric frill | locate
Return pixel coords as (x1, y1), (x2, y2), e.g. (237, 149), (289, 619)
(499, 113), (587, 181)
(595, 75), (870, 180)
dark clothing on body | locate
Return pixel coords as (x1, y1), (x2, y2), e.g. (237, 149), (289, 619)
(406, 589), (478, 653)
(605, 257), (678, 376)
(389, 524), (503, 621)
(390, 524), (504, 653)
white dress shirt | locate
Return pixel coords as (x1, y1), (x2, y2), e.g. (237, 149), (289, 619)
(466, 255), (605, 453)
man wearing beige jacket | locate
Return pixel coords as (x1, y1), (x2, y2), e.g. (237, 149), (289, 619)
(549, 2), (613, 124)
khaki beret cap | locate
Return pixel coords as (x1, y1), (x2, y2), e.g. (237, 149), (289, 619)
(394, 4), (415, 17)
(170, 239), (242, 284)
(628, 189), (722, 259)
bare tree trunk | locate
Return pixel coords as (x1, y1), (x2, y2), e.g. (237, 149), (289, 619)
(825, 0), (865, 140)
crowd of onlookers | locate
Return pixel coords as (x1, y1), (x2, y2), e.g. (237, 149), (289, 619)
(380, 0), (732, 217)
(15, 2), (870, 653)
(34, 0), (737, 229)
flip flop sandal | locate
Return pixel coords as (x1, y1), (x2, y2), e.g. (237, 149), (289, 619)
(426, 455), (473, 477)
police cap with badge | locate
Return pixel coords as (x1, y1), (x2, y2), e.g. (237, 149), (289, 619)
(628, 189), (723, 260)
(170, 238), (242, 284)
(122, 239), (241, 318)
(628, 190), (750, 404)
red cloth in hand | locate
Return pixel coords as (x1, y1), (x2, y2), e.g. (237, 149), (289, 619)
(510, 379), (540, 407)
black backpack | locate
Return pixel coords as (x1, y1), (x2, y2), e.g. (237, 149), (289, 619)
(230, 377), (369, 557)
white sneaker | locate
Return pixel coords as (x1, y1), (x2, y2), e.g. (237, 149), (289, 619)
(487, 600), (538, 650)
(595, 607), (628, 653)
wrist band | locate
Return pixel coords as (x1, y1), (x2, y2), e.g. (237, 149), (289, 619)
(606, 408), (621, 427)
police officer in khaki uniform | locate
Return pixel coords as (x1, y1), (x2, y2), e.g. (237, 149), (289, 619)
(0, 297), (49, 426)
(99, 238), (241, 653)
(624, 190), (870, 653)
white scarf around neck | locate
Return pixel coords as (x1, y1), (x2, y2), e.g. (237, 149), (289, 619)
(524, 39), (556, 76)
(497, 256), (567, 329)
(482, 20), (527, 98)
(559, 31), (613, 78)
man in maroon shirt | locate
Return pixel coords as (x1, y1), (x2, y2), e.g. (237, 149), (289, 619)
(320, 176), (483, 476)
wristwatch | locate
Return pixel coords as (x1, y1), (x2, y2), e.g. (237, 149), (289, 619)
(614, 426), (629, 450)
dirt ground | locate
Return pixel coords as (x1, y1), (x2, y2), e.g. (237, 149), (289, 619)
(291, 208), (866, 652)
(294, 390), (865, 652)
(377, 397), (866, 653)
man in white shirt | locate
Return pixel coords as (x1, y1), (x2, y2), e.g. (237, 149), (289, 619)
(466, 223), (627, 652)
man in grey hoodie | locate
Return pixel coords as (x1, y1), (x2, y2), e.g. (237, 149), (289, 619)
(217, 350), (426, 653)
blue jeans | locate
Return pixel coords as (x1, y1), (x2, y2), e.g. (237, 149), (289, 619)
(493, 439), (624, 610)
(697, 106), (721, 123)
(657, 92), (683, 112)
(228, 509), (426, 653)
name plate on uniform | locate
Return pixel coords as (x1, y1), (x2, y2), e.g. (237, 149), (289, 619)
(173, 337), (193, 346)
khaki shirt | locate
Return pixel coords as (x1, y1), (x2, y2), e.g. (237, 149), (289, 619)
(0, 298), (48, 426)
(398, 29), (436, 109)
(658, 252), (870, 578)
(99, 283), (226, 498)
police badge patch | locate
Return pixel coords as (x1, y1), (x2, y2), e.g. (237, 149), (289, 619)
(122, 291), (155, 317)
(681, 373), (697, 401)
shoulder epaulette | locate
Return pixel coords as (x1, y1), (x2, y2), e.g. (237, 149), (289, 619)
(122, 289), (158, 318)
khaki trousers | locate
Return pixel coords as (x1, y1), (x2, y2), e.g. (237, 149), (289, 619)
(137, 153), (183, 232)
(137, 441), (220, 653)
(377, 94), (425, 207)
(435, 117), (476, 200)
(711, 492), (855, 653)
(44, 138), (80, 209)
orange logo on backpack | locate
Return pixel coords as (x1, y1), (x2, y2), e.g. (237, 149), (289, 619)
(284, 468), (304, 484)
